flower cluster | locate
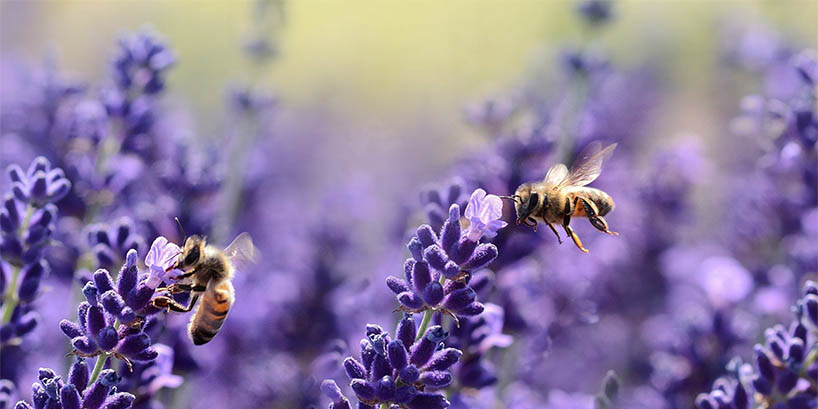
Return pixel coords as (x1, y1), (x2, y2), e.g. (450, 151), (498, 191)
(59, 237), (181, 368)
(323, 315), (462, 409)
(387, 189), (505, 321)
(1, 157), (71, 344)
(85, 218), (145, 271)
(12, 361), (135, 409)
(695, 281), (818, 409)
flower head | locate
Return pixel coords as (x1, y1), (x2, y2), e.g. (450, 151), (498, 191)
(463, 188), (507, 242)
(13, 361), (135, 409)
(144, 237), (182, 289)
(322, 316), (461, 409)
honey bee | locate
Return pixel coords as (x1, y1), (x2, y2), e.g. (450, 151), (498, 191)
(505, 142), (618, 253)
(152, 233), (258, 345)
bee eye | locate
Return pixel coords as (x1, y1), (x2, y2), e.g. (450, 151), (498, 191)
(526, 192), (539, 212)
(183, 247), (200, 266)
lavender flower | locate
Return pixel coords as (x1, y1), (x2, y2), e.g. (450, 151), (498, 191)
(59, 243), (172, 371)
(12, 361), (135, 409)
(322, 315), (461, 409)
(1, 157), (70, 344)
(695, 281), (818, 409)
(387, 189), (506, 322)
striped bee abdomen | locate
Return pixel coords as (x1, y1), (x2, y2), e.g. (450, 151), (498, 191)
(189, 280), (234, 345)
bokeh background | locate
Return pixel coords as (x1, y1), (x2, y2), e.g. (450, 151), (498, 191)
(1, 1), (816, 409)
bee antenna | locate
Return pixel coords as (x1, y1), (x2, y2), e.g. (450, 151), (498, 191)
(499, 195), (522, 203)
(174, 217), (187, 238)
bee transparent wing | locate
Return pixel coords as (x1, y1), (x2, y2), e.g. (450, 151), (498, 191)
(559, 142), (617, 188)
(543, 163), (569, 187)
(224, 232), (259, 274)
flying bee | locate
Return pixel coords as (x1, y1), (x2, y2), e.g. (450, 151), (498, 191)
(503, 142), (618, 253)
(151, 233), (258, 345)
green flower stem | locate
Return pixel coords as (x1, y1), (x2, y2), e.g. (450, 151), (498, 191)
(89, 353), (109, 384)
(415, 275), (447, 342)
(1, 205), (34, 325)
(379, 403), (389, 409)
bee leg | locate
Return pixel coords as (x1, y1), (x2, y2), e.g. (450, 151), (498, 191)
(562, 198), (589, 253)
(564, 225), (589, 253)
(579, 197), (618, 236)
(151, 294), (200, 313)
(546, 222), (562, 244)
(166, 283), (207, 294)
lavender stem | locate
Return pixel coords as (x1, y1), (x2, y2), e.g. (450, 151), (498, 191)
(0, 205), (33, 324)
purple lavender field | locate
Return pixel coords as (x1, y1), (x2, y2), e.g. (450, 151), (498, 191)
(1, 1), (817, 409)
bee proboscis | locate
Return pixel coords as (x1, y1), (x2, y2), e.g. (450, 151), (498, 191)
(503, 141), (619, 253)
(152, 232), (258, 345)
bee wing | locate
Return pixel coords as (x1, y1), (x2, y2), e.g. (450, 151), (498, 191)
(543, 163), (569, 188)
(559, 142), (617, 188)
(224, 232), (259, 274)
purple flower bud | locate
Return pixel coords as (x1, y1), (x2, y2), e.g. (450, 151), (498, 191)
(370, 354), (391, 380)
(424, 348), (462, 371)
(805, 281), (818, 296)
(407, 238), (424, 262)
(419, 371), (452, 389)
(441, 261), (459, 279)
(118, 307), (136, 324)
(93, 245), (115, 270)
(78, 302), (90, 332)
(31, 383), (47, 409)
(68, 359), (89, 393)
(350, 379), (376, 401)
(439, 205), (461, 254)
(97, 327), (118, 351)
(117, 250), (139, 296)
(454, 302), (484, 316)
(386, 276), (409, 295)
(768, 338), (785, 360)
(116, 332), (150, 356)
(131, 347), (158, 362)
(82, 283), (99, 306)
(14, 402), (33, 409)
(407, 393), (448, 409)
(13, 314), (37, 339)
(398, 291), (425, 311)
(38, 368), (57, 381)
(60, 385), (81, 409)
(754, 346), (775, 381)
(411, 326), (446, 367)
(791, 322), (807, 344)
(126, 282), (154, 311)
(399, 365), (419, 383)
(424, 245), (449, 272)
(752, 375), (772, 395)
(100, 393), (135, 409)
(343, 357), (367, 380)
(422, 282), (444, 306)
(777, 369), (798, 393)
(387, 340), (408, 370)
(100, 291), (124, 317)
(92, 270), (114, 294)
(450, 237), (477, 265)
(412, 261), (432, 296)
(415, 225), (438, 248)
(403, 259), (415, 284)
(732, 381), (748, 409)
(374, 376), (396, 401)
(86, 306), (106, 338)
(17, 260), (45, 302)
(461, 244), (498, 271)
(396, 315), (415, 350)
(788, 338), (804, 363)
(443, 287), (476, 311)
(72, 336), (97, 354)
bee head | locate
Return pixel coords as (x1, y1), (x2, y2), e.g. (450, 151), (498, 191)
(177, 235), (206, 271)
(512, 184), (540, 224)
